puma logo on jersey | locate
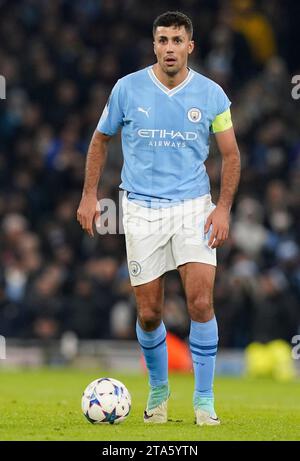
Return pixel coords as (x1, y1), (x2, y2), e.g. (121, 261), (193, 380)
(138, 106), (151, 118)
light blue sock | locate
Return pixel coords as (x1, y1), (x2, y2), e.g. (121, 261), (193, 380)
(136, 320), (168, 388)
(189, 317), (218, 407)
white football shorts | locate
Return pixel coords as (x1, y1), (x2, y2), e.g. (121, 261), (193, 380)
(122, 192), (217, 286)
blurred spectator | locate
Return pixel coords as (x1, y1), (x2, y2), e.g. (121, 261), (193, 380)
(232, 197), (267, 258)
(231, 0), (277, 66)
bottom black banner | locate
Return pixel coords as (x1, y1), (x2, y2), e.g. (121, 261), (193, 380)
(0, 440), (288, 457)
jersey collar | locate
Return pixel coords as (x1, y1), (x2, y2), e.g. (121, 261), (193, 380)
(147, 66), (194, 97)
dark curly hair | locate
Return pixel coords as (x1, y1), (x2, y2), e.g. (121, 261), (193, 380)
(153, 11), (193, 39)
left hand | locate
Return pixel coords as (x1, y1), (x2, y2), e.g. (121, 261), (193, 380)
(204, 205), (230, 249)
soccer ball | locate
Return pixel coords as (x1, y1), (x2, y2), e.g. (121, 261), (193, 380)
(81, 377), (131, 424)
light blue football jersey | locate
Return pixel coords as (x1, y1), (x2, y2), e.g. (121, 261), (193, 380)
(97, 65), (231, 207)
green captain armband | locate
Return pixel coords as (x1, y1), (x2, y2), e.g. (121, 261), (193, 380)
(211, 108), (232, 133)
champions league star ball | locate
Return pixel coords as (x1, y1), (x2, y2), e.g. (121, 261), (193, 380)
(81, 377), (131, 424)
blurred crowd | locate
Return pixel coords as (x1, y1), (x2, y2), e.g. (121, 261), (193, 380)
(0, 0), (299, 347)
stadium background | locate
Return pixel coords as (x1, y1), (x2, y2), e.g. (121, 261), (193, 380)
(0, 0), (299, 360)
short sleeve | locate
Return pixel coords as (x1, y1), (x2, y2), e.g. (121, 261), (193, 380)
(97, 80), (124, 136)
(214, 83), (231, 116)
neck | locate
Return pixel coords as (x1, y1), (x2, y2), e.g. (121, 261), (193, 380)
(152, 63), (189, 89)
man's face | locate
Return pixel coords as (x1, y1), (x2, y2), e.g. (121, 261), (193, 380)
(153, 25), (194, 76)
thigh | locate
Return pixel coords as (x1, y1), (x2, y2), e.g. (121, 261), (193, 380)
(178, 262), (216, 305)
(133, 275), (165, 318)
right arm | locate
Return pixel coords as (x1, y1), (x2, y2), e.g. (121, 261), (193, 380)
(77, 130), (111, 237)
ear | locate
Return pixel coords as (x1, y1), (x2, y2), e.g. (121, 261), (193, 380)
(153, 41), (157, 56)
(188, 40), (195, 55)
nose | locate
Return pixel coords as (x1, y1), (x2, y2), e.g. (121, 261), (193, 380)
(166, 40), (175, 53)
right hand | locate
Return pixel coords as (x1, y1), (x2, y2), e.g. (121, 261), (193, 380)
(77, 194), (100, 237)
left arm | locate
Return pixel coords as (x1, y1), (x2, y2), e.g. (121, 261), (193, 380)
(204, 127), (241, 249)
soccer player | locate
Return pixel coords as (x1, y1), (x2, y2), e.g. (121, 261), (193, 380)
(77, 11), (240, 426)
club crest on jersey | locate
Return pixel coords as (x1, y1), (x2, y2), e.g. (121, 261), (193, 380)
(129, 261), (141, 276)
(188, 108), (201, 123)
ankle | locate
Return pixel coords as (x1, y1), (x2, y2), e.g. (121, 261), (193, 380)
(194, 394), (214, 409)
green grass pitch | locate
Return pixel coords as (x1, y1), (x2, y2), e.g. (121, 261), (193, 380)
(0, 368), (299, 441)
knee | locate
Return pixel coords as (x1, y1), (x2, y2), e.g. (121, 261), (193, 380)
(138, 308), (162, 331)
(187, 295), (213, 322)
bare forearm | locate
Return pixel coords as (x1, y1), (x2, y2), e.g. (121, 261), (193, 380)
(218, 151), (241, 211)
(83, 131), (108, 196)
